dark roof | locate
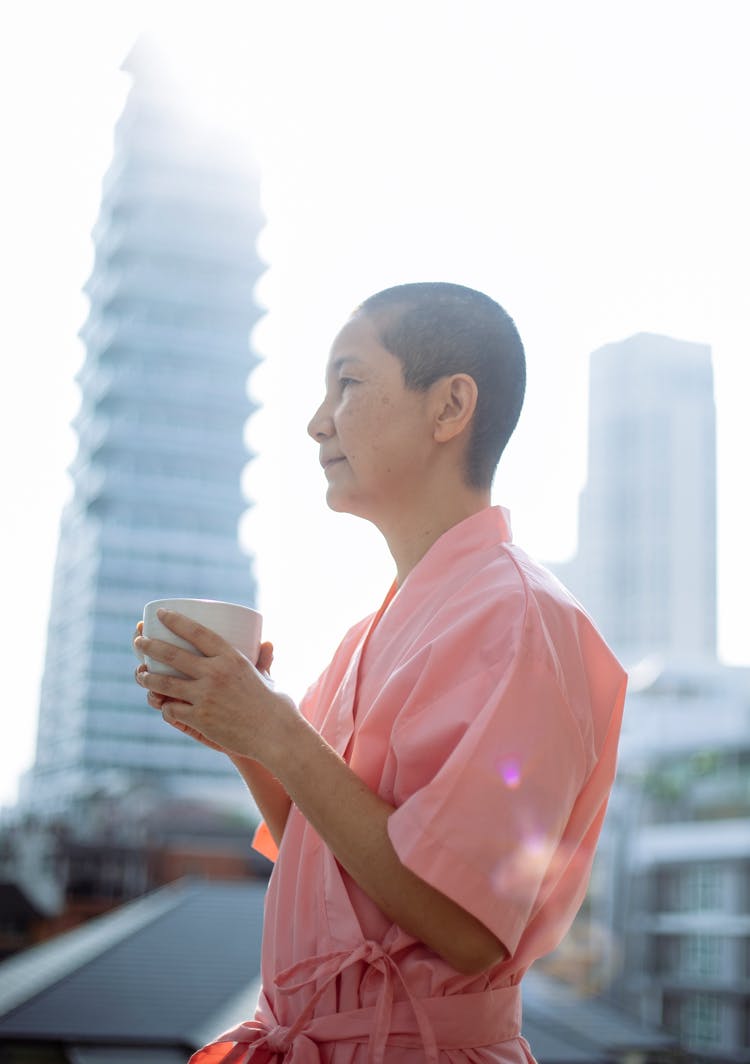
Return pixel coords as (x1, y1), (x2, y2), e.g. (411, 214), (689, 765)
(520, 1023), (601, 1063)
(522, 970), (678, 1063)
(0, 882), (49, 924)
(0, 878), (265, 1052)
(68, 1049), (190, 1063)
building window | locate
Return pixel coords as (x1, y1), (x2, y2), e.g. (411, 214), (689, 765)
(681, 993), (723, 1048)
(654, 935), (679, 975)
(681, 935), (722, 978)
(681, 864), (723, 911)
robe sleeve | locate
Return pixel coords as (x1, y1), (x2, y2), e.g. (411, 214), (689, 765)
(250, 671), (326, 863)
(250, 615), (374, 862)
(386, 625), (620, 959)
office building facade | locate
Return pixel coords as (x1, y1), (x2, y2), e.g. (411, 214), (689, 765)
(546, 330), (743, 1056)
(604, 662), (750, 1061)
(22, 41), (264, 814)
(557, 333), (716, 665)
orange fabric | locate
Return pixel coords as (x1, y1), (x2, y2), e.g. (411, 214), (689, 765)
(252, 820), (279, 864)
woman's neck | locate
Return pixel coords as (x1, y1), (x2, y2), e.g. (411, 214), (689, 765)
(379, 488), (491, 585)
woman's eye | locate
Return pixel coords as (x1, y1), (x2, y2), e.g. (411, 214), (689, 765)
(338, 377), (357, 390)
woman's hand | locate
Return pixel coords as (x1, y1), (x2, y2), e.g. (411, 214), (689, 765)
(133, 615), (506, 972)
(133, 609), (292, 765)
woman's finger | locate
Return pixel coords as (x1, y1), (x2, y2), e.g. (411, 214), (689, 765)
(135, 666), (167, 709)
(138, 667), (193, 703)
(134, 635), (204, 677)
(134, 663), (168, 709)
(154, 609), (229, 658)
(256, 641), (274, 674)
(133, 621), (145, 662)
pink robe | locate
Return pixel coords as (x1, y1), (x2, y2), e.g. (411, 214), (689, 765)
(191, 507), (627, 1063)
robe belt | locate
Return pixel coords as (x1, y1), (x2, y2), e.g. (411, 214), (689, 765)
(190, 940), (522, 1064)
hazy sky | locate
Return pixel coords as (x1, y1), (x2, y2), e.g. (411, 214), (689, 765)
(2, 0), (749, 807)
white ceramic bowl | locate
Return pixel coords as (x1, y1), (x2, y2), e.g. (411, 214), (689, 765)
(140, 598), (263, 677)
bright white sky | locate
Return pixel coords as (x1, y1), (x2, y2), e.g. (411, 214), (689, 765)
(2, 0), (749, 808)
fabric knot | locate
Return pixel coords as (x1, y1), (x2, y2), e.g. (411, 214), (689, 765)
(274, 941), (438, 1064)
(264, 1025), (292, 1052)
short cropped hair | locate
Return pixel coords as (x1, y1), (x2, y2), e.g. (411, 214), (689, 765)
(356, 282), (526, 489)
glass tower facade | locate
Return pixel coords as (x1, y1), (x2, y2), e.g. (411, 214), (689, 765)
(556, 333), (716, 666)
(22, 42), (264, 814)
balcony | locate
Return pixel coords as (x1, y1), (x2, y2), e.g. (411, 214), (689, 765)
(629, 818), (750, 867)
(84, 315), (261, 364)
(79, 466), (244, 514)
(89, 197), (265, 268)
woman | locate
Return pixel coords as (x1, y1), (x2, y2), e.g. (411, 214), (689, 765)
(134, 282), (626, 1063)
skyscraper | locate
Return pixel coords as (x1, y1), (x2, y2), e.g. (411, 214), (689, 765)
(22, 41), (264, 814)
(607, 659), (750, 1058)
(557, 333), (716, 665)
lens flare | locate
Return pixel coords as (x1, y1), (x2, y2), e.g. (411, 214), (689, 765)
(497, 756), (522, 789)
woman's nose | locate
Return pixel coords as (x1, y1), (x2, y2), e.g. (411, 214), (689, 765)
(307, 400), (334, 441)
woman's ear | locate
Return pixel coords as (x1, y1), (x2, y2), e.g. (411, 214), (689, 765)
(433, 374), (478, 443)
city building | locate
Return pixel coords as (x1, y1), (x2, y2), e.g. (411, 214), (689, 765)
(602, 660), (750, 1062)
(0, 791), (271, 960)
(555, 333), (716, 666)
(545, 330), (748, 1058)
(20, 38), (265, 816)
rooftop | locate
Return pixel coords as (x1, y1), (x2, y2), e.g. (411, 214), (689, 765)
(0, 878), (265, 1057)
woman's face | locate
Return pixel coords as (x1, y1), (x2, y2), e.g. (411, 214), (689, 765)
(307, 313), (436, 522)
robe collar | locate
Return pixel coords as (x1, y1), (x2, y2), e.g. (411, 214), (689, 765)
(321, 506), (513, 757)
(393, 505), (512, 602)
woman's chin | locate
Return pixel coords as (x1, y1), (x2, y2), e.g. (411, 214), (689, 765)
(326, 491), (354, 515)
(325, 488), (369, 520)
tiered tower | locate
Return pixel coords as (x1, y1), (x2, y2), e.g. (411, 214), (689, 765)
(23, 41), (264, 814)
